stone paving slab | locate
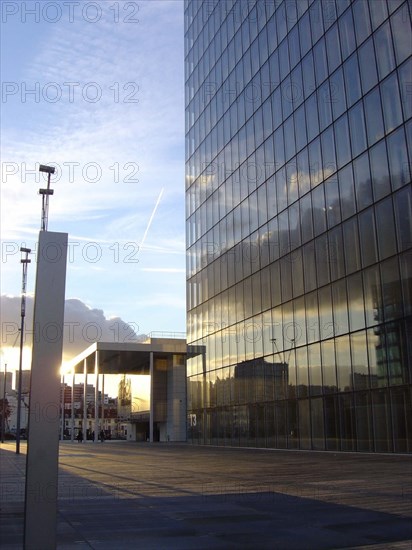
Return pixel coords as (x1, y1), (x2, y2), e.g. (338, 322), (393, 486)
(0, 441), (411, 549)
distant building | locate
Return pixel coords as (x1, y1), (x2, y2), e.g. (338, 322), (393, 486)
(0, 371), (13, 396)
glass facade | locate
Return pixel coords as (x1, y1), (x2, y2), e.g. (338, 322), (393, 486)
(185, 0), (412, 452)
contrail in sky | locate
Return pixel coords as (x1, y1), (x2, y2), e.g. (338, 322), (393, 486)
(140, 187), (164, 249)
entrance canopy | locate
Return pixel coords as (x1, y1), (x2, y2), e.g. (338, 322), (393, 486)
(64, 338), (187, 375)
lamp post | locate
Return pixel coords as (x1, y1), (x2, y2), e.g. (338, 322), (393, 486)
(16, 248), (31, 454)
(1, 363), (7, 443)
(38, 164), (55, 231)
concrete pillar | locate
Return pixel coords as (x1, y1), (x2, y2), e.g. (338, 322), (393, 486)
(83, 360), (87, 440)
(94, 351), (99, 442)
(60, 374), (64, 441)
(24, 231), (67, 550)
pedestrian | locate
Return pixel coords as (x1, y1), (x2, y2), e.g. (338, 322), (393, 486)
(99, 430), (105, 443)
(77, 430), (83, 443)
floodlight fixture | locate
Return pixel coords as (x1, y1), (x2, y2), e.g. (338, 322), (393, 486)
(39, 164), (55, 174)
(38, 164), (55, 231)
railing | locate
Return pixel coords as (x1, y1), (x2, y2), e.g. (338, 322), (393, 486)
(148, 331), (186, 340)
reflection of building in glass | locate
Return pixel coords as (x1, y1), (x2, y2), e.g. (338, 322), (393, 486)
(185, 0), (412, 452)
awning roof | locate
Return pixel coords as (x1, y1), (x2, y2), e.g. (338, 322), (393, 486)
(63, 338), (187, 375)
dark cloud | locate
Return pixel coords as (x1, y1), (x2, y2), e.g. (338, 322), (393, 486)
(0, 295), (147, 360)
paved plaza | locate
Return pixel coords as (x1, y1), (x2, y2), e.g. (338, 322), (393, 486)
(0, 441), (411, 549)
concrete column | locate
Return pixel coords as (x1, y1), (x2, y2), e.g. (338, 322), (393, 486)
(94, 351), (99, 442)
(60, 374), (64, 441)
(24, 231), (67, 550)
(149, 352), (154, 442)
(101, 374), (105, 435)
(83, 360), (87, 440)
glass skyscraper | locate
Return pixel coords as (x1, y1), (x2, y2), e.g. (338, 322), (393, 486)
(185, 0), (412, 452)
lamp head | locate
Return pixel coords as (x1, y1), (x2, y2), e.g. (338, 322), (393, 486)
(39, 164), (55, 174)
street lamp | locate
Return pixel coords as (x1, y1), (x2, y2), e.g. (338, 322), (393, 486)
(1, 363), (7, 443)
(16, 248), (31, 454)
(38, 164), (55, 231)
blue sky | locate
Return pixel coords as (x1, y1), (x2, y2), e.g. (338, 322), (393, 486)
(1, 1), (186, 370)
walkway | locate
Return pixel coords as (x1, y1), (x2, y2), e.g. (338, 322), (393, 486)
(1, 441), (411, 549)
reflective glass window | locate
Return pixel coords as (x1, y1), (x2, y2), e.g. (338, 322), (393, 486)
(276, 166), (288, 212)
(318, 285), (334, 340)
(274, 126), (285, 168)
(343, 53), (362, 108)
(306, 290), (319, 343)
(318, 81), (333, 131)
(330, 67), (346, 121)
(391, 5), (412, 64)
(369, 0), (389, 30)
(332, 280), (349, 336)
(394, 186), (412, 252)
(297, 147), (311, 197)
(322, 127), (337, 179)
(336, 334), (352, 391)
(343, 217), (361, 274)
(310, 0), (324, 44)
(353, 0), (372, 46)
(364, 87), (385, 147)
(358, 207), (378, 267)
(325, 23), (341, 74)
(305, 93), (320, 142)
(309, 137), (322, 188)
(279, 38), (290, 82)
(351, 331), (370, 389)
(358, 38), (378, 94)
(291, 248), (304, 297)
(347, 272), (366, 332)
(369, 139), (391, 201)
(349, 101), (367, 158)
(294, 103), (307, 153)
(298, 12), (312, 57)
(400, 252), (412, 316)
(339, 8), (356, 60)
(336, 0), (350, 17)
(328, 226), (345, 281)
(303, 242), (317, 292)
(302, 51), (316, 99)
(398, 58), (412, 121)
(387, 126), (410, 190)
(270, 260), (281, 307)
(354, 151), (373, 210)
(368, 327), (387, 388)
(322, 340), (337, 393)
(334, 114), (351, 169)
(269, 49), (280, 87)
(324, 178), (340, 230)
(300, 192), (313, 243)
(308, 343), (322, 396)
(312, 184), (326, 236)
(288, 25), (301, 69)
(284, 116), (296, 162)
(374, 21), (396, 81)
(380, 72), (403, 134)
(313, 37), (328, 86)
(363, 265), (382, 327)
(271, 86), (283, 130)
(286, 161), (299, 205)
(376, 197), (397, 260)
(338, 163), (356, 220)
(316, 234), (330, 287)
(380, 257), (402, 323)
